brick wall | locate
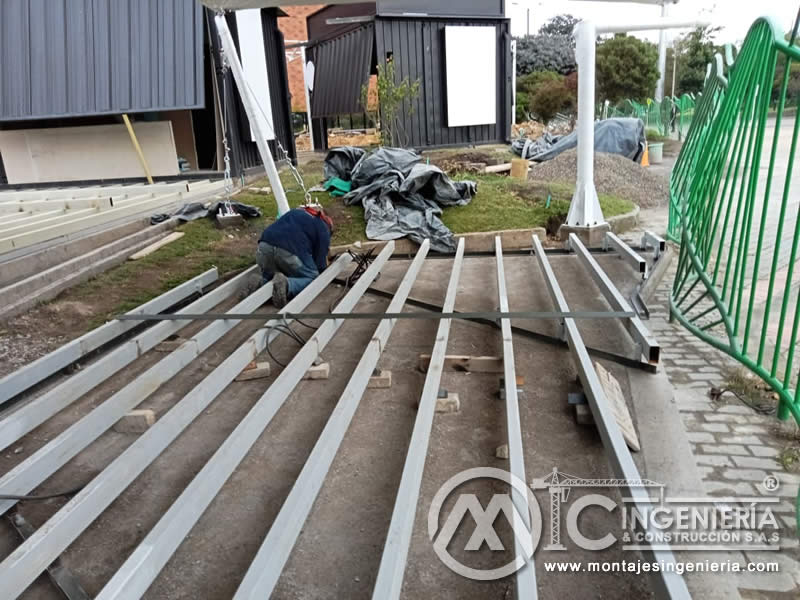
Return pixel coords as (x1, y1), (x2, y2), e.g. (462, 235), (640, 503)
(279, 5), (323, 112)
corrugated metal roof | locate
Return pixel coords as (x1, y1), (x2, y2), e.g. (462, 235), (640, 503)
(0, 0), (204, 122)
(308, 23), (375, 118)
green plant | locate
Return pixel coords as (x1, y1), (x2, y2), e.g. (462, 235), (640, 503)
(538, 14), (579, 38)
(363, 59), (420, 147)
(517, 70), (563, 95)
(530, 79), (573, 124)
(515, 34), (576, 76)
(596, 34), (659, 103)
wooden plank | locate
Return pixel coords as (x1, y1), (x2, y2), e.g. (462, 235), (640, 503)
(484, 163), (512, 174)
(594, 362), (640, 452)
(129, 231), (185, 260)
(418, 354), (504, 373)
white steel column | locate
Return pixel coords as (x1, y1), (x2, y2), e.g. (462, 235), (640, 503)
(215, 14), (290, 216)
(301, 45), (315, 152)
(655, 2), (669, 101)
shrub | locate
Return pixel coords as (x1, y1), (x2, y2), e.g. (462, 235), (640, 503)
(516, 34), (576, 76)
(530, 80), (573, 124)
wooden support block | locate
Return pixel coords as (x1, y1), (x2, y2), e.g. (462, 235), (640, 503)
(302, 362), (330, 380)
(235, 361), (271, 381)
(129, 231), (185, 260)
(113, 409), (156, 434)
(594, 362), (641, 452)
(510, 158), (530, 180)
(419, 354), (504, 374)
(367, 369), (392, 389)
(575, 403), (595, 425)
(435, 392), (460, 413)
(155, 337), (187, 352)
(495, 444), (509, 459)
(484, 163), (512, 174)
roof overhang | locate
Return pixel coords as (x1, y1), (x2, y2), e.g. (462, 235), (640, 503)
(201, 1), (368, 9)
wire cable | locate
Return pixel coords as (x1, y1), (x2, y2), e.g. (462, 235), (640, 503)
(0, 485), (85, 501)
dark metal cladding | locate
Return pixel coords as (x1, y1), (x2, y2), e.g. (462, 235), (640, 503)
(0, 0), (204, 121)
(308, 24), (375, 118)
(376, 0), (505, 19)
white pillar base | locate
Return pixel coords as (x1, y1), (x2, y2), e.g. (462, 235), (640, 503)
(567, 182), (606, 227)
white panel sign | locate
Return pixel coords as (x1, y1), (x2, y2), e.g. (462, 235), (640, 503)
(235, 9), (275, 141)
(444, 26), (497, 127)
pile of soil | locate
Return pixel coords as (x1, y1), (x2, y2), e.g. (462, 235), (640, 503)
(528, 148), (669, 208)
(296, 130), (379, 152)
(512, 120), (545, 139)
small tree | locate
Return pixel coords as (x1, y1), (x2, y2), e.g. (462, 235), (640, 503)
(675, 26), (721, 95)
(530, 79), (574, 124)
(515, 34), (576, 76)
(363, 59), (420, 147)
(538, 14), (579, 38)
(596, 34), (659, 103)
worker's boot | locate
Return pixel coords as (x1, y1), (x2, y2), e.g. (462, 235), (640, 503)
(239, 272), (263, 300)
(272, 273), (289, 308)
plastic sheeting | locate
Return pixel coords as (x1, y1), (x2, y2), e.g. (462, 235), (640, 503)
(324, 146), (476, 253)
(512, 118), (646, 163)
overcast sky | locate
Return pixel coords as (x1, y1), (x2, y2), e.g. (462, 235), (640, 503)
(507, 1), (799, 46)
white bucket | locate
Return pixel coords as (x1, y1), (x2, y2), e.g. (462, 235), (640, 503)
(648, 142), (664, 164)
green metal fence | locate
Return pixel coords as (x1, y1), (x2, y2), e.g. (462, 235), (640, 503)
(669, 15), (800, 530)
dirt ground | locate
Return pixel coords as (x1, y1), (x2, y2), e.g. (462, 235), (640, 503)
(0, 251), (660, 599)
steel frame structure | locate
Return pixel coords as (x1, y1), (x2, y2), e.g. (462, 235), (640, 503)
(0, 235), (687, 599)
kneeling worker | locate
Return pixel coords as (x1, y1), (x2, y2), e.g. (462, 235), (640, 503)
(256, 205), (333, 308)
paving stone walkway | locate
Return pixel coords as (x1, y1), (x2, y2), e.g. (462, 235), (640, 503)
(623, 217), (800, 596)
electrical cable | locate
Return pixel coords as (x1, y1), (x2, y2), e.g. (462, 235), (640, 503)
(709, 387), (777, 416)
(0, 485), (85, 501)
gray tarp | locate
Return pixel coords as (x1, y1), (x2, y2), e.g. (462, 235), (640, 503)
(512, 118), (646, 163)
(325, 147), (476, 253)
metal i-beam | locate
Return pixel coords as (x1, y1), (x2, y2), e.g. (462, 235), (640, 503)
(0, 253), (355, 599)
(0, 267), (251, 451)
(569, 234), (660, 363)
(371, 238), (465, 600)
(94, 245), (394, 600)
(0, 279), (276, 517)
(604, 232), (648, 278)
(0, 268), (218, 406)
(230, 240), (431, 599)
(532, 235), (690, 600)
(495, 237), (538, 600)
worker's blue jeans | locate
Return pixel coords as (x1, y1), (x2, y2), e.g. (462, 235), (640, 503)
(255, 242), (319, 299)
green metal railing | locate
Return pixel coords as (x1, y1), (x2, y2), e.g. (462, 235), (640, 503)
(669, 15), (800, 532)
(604, 95), (694, 138)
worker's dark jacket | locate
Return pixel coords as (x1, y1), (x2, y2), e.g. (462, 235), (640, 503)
(259, 208), (331, 272)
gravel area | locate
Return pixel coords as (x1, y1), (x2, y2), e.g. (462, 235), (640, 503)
(529, 148), (669, 208)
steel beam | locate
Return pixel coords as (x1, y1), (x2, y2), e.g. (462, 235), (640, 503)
(0, 267), (251, 452)
(495, 237), (538, 600)
(0, 254), (354, 598)
(569, 234), (660, 363)
(0, 279), (276, 517)
(233, 242), (430, 598)
(371, 238), (465, 600)
(94, 245), (393, 600)
(0, 268), (218, 406)
(642, 230), (667, 261)
(604, 232), (648, 277)
(532, 235), (690, 600)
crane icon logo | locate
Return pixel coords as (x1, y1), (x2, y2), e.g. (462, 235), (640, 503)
(427, 467), (542, 580)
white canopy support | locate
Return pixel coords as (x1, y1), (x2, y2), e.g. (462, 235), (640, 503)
(567, 16), (709, 228)
(214, 13), (290, 216)
(202, 1), (365, 8)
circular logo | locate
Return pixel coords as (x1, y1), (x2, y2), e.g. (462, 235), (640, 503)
(762, 474), (780, 493)
(427, 467), (542, 580)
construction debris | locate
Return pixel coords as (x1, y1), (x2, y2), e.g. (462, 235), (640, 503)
(495, 444), (509, 459)
(113, 409), (157, 434)
(595, 362), (641, 451)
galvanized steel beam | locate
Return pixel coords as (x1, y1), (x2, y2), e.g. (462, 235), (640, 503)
(0, 266), (252, 452)
(94, 246), (393, 600)
(0, 268), (218, 406)
(532, 235), (690, 600)
(569, 234), (660, 363)
(0, 253), (355, 598)
(604, 232), (648, 277)
(0, 278), (275, 517)
(371, 238), (465, 600)
(642, 230), (666, 261)
(495, 237), (538, 600)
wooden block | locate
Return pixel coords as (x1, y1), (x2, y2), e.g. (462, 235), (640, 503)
(495, 444), (509, 459)
(155, 337), (187, 352)
(367, 369), (392, 388)
(419, 355), (504, 374)
(594, 362), (641, 451)
(575, 403), (595, 425)
(435, 392), (460, 413)
(303, 362), (330, 380)
(129, 231), (184, 260)
(113, 409), (156, 434)
(235, 361), (271, 381)
(511, 158), (530, 180)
